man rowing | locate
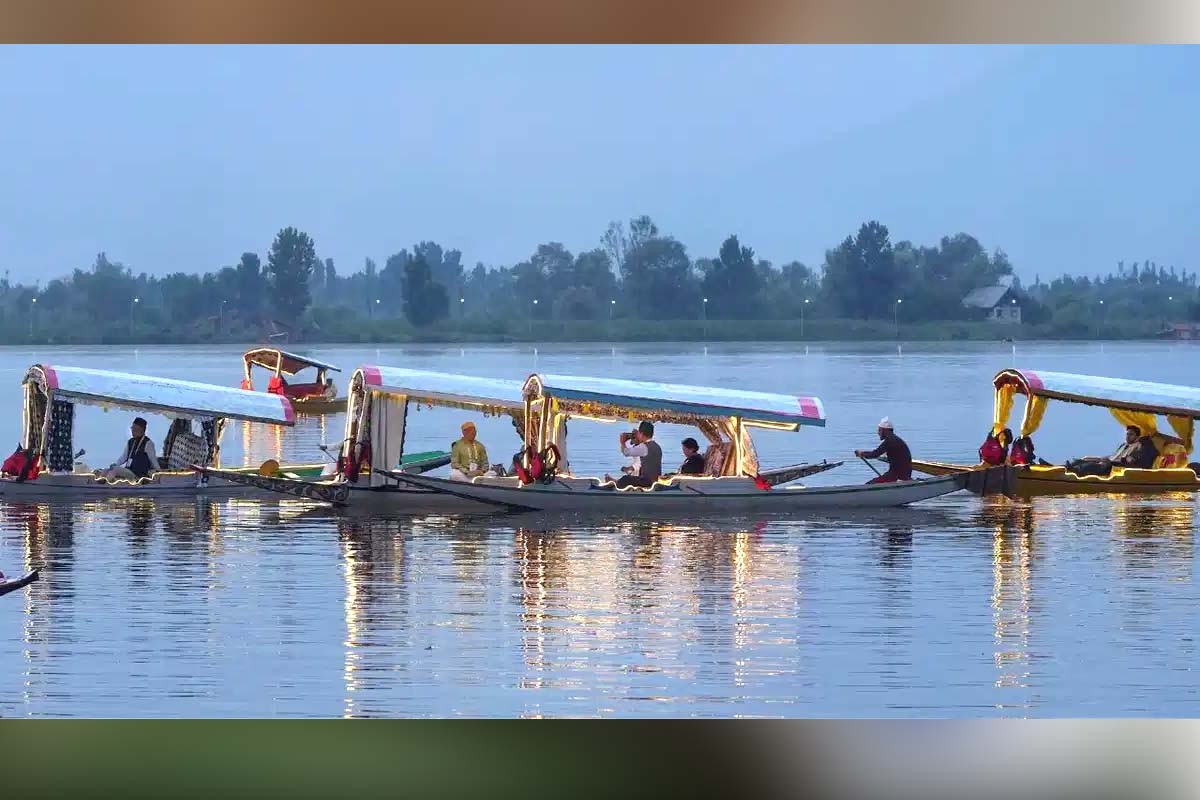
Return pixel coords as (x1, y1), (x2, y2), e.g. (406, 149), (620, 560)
(854, 417), (912, 484)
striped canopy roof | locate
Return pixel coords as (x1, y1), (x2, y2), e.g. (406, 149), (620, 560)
(27, 365), (295, 424)
(356, 366), (525, 411)
(523, 373), (825, 428)
(244, 348), (341, 375)
(994, 368), (1200, 419)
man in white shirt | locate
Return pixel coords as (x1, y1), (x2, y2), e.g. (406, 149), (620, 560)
(605, 421), (663, 488)
(101, 417), (158, 481)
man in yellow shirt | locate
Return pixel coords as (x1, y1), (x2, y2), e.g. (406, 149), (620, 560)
(450, 421), (490, 481)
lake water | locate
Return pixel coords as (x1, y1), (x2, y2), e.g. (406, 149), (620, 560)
(0, 341), (1197, 717)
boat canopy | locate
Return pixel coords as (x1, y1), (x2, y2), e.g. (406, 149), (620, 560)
(244, 348), (341, 376)
(347, 366), (526, 487)
(522, 373), (825, 430)
(356, 366), (525, 412)
(25, 365), (296, 425)
(993, 368), (1199, 453)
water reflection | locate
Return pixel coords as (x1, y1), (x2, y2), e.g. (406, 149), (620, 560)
(985, 501), (1036, 711)
(337, 515), (411, 718)
(1, 488), (1199, 716)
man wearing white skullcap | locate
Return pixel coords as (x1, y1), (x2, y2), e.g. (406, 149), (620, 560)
(854, 416), (912, 484)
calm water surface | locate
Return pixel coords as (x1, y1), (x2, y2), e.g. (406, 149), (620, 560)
(0, 341), (1197, 717)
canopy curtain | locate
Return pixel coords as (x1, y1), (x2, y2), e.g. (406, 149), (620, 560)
(1108, 408), (1160, 439)
(1166, 415), (1194, 454)
(992, 383), (1016, 434)
(1019, 395), (1049, 437)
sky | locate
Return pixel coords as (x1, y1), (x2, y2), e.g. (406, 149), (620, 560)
(0, 45), (1196, 284)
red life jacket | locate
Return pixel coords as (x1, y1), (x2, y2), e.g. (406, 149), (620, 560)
(979, 437), (1006, 466)
(267, 375), (287, 395)
(1010, 446), (1030, 466)
(338, 441), (371, 482)
(2, 447), (40, 481)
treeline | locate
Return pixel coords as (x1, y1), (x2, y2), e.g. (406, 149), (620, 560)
(0, 216), (1195, 343)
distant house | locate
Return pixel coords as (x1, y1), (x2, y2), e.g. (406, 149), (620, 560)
(1159, 322), (1200, 340)
(962, 285), (1022, 323)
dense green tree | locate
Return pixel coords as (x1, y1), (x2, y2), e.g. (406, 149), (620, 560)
(402, 255), (449, 326)
(265, 227), (317, 324)
(702, 235), (763, 319)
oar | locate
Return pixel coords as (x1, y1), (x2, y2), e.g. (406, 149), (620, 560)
(859, 455), (883, 477)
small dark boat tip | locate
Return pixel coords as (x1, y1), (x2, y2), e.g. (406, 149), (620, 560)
(0, 568), (39, 597)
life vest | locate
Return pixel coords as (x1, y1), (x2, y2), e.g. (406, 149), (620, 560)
(1010, 439), (1033, 466)
(338, 441), (371, 483)
(978, 436), (1006, 466)
(753, 474), (771, 491)
(512, 444), (560, 485)
(267, 375), (287, 395)
(126, 436), (154, 478)
(240, 378), (254, 390)
(2, 446), (40, 482)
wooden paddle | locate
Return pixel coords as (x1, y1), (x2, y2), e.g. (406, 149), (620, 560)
(859, 455), (883, 477)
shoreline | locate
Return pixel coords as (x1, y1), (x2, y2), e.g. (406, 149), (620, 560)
(6, 318), (1179, 347)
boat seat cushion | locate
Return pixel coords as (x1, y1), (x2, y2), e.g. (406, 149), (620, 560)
(702, 443), (729, 477)
(167, 431), (209, 471)
(1154, 443), (1189, 469)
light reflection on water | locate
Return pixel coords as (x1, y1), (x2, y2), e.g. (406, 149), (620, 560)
(0, 342), (1197, 717)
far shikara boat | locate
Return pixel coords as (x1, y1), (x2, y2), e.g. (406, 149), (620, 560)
(0, 364), (302, 498)
(383, 373), (999, 515)
(241, 348), (345, 415)
(910, 368), (1200, 496)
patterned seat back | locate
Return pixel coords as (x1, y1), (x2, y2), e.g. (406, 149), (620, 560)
(167, 431), (210, 471)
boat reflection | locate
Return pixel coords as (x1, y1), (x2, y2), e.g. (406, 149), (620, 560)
(984, 500), (1037, 711)
(337, 515), (410, 719)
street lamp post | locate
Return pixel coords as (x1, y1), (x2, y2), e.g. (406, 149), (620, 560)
(801, 298), (810, 338)
(1097, 299), (1105, 338)
(529, 299), (538, 337)
(130, 296), (139, 337)
(702, 297), (708, 339)
(29, 297), (37, 340)
(894, 298), (902, 338)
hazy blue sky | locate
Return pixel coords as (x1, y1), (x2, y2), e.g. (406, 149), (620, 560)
(0, 45), (1195, 283)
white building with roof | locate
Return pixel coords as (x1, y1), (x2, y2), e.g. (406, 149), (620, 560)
(962, 285), (1021, 323)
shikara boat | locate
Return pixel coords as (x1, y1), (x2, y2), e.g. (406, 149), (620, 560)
(202, 365), (529, 510)
(241, 348), (345, 414)
(0, 364), (300, 498)
(910, 368), (1200, 496)
(382, 373), (993, 515)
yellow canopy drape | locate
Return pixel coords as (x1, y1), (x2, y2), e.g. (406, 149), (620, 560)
(992, 383), (1016, 435)
(1167, 415), (1194, 454)
(1109, 408), (1159, 439)
(1019, 395), (1049, 437)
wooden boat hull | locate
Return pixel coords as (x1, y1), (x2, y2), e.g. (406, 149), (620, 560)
(911, 459), (1200, 496)
(0, 569), (38, 597)
(288, 397), (346, 415)
(379, 469), (988, 515)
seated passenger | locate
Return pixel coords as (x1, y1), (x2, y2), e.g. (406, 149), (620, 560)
(1066, 425), (1159, 476)
(449, 421), (493, 481)
(101, 417), (157, 481)
(978, 430), (1007, 466)
(678, 437), (705, 476)
(1009, 435), (1036, 466)
(603, 421), (662, 489)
